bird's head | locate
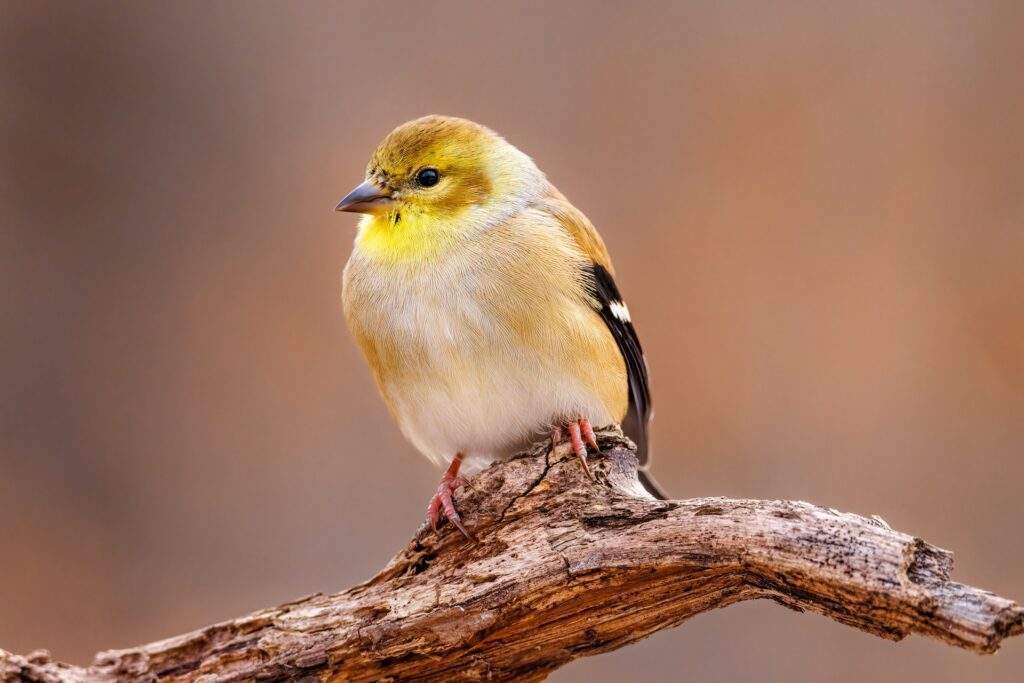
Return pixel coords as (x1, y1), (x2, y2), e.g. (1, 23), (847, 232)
(336, 116), (545, 262)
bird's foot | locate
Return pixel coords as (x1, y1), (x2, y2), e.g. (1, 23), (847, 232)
(551, 418), (601, 479)
(426, 453), (474, 540)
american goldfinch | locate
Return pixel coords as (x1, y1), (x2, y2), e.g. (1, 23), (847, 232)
(337, 115), (663, 537)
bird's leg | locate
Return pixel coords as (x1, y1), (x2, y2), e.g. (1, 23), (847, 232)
(579, 418), (601, 453)
(552, 419), (601, 478)
(426, 453), (473, 540)
(550, 425), (564, 448)
(566, 420), (595, 480)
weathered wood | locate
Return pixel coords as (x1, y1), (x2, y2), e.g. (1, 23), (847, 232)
(3, 429), (1021, 682)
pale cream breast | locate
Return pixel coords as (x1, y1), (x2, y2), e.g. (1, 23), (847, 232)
(342, 209), (627, 471)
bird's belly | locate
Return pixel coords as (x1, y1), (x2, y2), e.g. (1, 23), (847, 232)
(384, 343), (614, 473)
(345, 248), (625, 473)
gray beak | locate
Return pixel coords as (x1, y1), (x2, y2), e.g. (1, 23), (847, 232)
(335, 180), (394, 214)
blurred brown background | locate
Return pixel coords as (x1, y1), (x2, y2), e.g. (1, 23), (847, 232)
(1, 1), (1021, 680)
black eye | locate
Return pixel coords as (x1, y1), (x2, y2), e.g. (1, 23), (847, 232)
(416, 167), (440, 187)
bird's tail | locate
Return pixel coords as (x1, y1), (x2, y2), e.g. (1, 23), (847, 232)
(638, 469), (668, 500)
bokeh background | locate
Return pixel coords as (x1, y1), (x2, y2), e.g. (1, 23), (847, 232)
(2, 1), (1022, 681)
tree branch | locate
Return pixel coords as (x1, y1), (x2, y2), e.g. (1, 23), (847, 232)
(3, 429), (1021, 682)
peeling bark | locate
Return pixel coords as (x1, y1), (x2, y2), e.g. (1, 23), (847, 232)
(2, 429), (1021, 682)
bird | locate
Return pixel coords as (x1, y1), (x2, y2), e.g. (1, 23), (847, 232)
(336, 115), (663, 538)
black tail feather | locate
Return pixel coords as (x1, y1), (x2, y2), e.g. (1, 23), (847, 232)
(637, 469), (668, 500)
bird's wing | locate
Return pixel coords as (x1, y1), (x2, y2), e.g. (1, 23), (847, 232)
(541, 189), (653, 470)
(541, 188), (614, 271)
(585, 262), (652, 467)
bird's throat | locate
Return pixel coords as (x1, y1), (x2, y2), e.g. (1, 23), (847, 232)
(354, 205), (473, 264)
(355, 211), (460, 265)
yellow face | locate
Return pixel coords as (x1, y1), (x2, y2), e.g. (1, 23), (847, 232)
(337, 116), (503, 263)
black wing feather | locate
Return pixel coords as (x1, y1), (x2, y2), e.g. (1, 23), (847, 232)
(585, 264), (654, 476)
